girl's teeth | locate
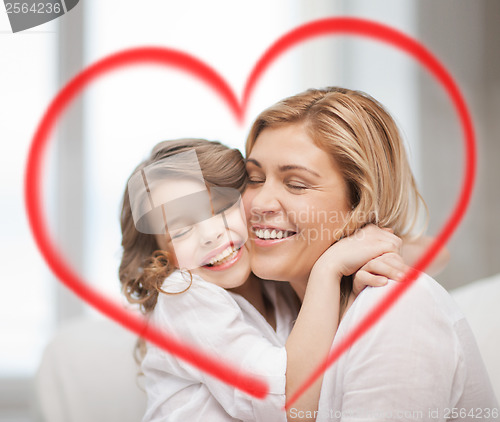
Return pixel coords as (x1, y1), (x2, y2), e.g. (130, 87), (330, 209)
(208, 246), (239, 266)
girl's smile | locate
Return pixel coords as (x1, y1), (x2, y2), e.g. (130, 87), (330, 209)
(201, 243), (244, 271)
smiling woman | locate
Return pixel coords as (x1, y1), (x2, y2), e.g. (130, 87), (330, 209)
(245, 123), (352, 288)
(243, 87), (498, 421)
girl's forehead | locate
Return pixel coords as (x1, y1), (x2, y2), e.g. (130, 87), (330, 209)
(151, 178), (206, 204)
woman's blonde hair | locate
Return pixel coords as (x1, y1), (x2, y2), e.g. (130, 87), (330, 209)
(119, 138), (247, 315)
(246, 87), (427, 239)
(246, 87), (427, 314)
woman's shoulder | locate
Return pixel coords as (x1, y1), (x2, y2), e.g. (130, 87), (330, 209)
(332, 273), (468, 380)
(324, 278), (498, 416)
(343, 272), (466, 338)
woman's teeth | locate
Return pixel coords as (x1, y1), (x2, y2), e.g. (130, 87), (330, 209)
(207, 246), (240, 266)
(254, 228), (295, 240)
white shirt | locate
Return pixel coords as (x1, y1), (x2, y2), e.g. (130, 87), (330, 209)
(141, 271), (298, 422)
(316, 273), (499, 422)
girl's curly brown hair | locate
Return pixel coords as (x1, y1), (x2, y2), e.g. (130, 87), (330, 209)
(119, 139), (248, 315)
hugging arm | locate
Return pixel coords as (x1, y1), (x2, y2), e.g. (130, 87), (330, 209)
(352, 233), (449, 294)
(285, 225), (405, 422)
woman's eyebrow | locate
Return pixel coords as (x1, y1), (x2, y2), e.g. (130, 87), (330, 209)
(246, 159), (320, 177)
(245, 158), (261, 167)
(278, 164), (321, 178)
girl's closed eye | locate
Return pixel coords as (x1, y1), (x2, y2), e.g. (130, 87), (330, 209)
(171, 226), (193, 239)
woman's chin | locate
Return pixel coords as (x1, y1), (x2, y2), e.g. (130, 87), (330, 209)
(250, 257), (296, 283)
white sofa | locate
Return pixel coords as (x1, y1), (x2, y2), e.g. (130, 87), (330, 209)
(449, 272), (500, 400)
(35, 317), (147, 422)
(35, 274), (500, 421)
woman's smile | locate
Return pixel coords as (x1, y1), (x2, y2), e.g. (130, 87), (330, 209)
(251, 224), (297, 246)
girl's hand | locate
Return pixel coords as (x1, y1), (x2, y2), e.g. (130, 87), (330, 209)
(311, 224), (403, 283)
(352, 252), (411, 296)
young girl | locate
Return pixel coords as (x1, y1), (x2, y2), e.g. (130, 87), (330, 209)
(119, 138), (430, 422)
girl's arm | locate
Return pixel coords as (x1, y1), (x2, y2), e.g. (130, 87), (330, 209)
(352, 234), (449, 294)
(284, 224), (406, 421)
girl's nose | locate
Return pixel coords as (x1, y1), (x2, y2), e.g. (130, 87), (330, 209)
(198, 217), (226, 246)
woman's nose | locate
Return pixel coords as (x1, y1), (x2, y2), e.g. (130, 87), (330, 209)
(248, 181), (282, 216)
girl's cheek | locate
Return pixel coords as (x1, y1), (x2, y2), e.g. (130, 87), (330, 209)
(170, 240), (198, 269)
(224, 207), (249, 242)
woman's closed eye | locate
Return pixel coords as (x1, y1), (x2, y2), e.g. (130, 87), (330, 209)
(286, 180), (309, 191)
(247, 176), (309, 192)
(247, 177), (264, 185)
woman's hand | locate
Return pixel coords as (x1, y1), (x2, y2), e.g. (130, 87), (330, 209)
(311, 224), (403, 284)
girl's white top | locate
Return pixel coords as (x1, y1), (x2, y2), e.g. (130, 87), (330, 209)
(316, 273), (499, 422)
(141, 271), (298, 422)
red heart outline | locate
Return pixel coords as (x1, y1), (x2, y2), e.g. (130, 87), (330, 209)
(24, 17), (475, 404)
